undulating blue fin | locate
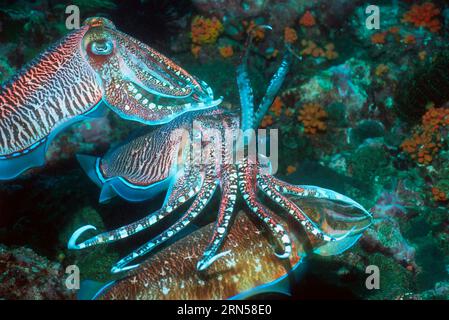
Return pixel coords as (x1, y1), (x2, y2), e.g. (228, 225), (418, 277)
(84, 101), (109, 118)
(230, 259), (304, 300)
(99, 182), (117, 203)
(0, 102), (107, 181)
(0, 140), (46, 180)
(76, 154), (104, 188)
(78, 280), (116, 300)
(313, 234), (363, 256)
(102, 176), (172, 203)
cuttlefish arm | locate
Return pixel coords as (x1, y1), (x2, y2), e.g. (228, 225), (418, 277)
(79, 194), (369, 300)
(79, 211), (304, 300)
(0, 17), (220, 180)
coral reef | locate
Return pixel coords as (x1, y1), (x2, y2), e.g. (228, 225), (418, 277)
(0, 245), (73, 300)
(191, 15), (224, 45)
(401, 107), (449, 165)
(402, 2), (441, 33)
(298, 102), (328, 135)
(1, 0), (449, 300)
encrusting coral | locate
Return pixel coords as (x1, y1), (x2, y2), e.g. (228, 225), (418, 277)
(402, 2), (441, 33)
(300, 40), (338, 60)
(401, 107), (449, 165)
(219, 45), (234, 58)
(284, 27), (298, 44)
(299, 10), (316, 27)
(298, 102), (328, 135)
(191, 15), (224, 45)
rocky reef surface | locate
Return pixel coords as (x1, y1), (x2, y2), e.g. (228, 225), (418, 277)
(0, 0), (448, 299)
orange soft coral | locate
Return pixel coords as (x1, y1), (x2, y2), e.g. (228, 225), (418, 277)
(299, 10), (316, 27)
(403, 34), (417, 44)
(191, 45), (201, 58)
(286, 165), (297, 175)
(422, 107), (449, 130)
(371, 32), (387, 44)
(191, 16), (224, 45)
(260, 115), (274, 128)
(431, 187), (447, 202)
(401, 131), (438, 164)
(284, 27), (298, 44)
(402, 2), (441, 33)
(298, 102), (327, 135)
(270, 96), (284, 117)
(219, 46), (234, 58)
(401, 107), (449, 165)
(300, 40), (338, 60)
(246, 20), (265, 42)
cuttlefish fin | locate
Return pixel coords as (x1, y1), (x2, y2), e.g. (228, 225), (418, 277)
(77, 154), (104, 188)
(0, 140), (47, 180)
(84, 101), (109, 119)
(313, 234), (363, 256)
(229, 260), (304, 300)
(99, 182), (117, 203)
(78, 280), (116, 300)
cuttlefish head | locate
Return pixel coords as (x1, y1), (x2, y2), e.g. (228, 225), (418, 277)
(81, 17), (221, 125)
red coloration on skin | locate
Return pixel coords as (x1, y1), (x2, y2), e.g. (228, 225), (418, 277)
(98, 212), (302, 300)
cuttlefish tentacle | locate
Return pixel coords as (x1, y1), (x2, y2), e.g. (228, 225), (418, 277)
(262, 175), (371, 215)
(68, 47), (373, 273)
(68, 165), (203, 250)
(257, 174), (351, 242)
(111, 165), (219, 273)
(237, 158), (292, 259)
(197, 164), (238, 271)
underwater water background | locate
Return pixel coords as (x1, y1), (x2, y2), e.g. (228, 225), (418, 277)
(0, 0), (448, 300)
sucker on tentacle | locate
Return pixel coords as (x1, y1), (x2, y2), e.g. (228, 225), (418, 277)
(257, 174), (353, 242)
(68, 48), (372, 273)
(111, 163), (219, 273)
(197, 164), (238, 271)
(69, 162), (203, 250)
(237, 158), (292, 259)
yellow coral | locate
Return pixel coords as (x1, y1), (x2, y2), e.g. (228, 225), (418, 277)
(298, 102), (328, 135)
(191, 16), (224, 45)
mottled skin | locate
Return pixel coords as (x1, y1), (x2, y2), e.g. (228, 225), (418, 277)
(70, 110), (372, 274)
(0, 17), (218, 179)
(96, 193), (371, 300)
(98, 212), (302, 300)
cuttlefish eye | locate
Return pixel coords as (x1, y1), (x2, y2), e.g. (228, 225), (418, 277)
(90, 40), (114, 55)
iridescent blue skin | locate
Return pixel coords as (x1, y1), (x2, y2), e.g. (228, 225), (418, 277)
(68, 49), (373, 275)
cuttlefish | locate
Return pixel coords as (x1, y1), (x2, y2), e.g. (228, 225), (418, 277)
(79, 192), (371, 300)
